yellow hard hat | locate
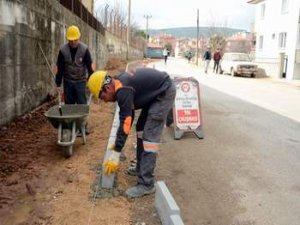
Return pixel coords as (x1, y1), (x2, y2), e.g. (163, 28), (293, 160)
(66, 25), (81, 41)
(87, 70), (107, 100)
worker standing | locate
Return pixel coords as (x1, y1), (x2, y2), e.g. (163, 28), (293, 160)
(55, 25), (94, 105)
(87, 68), (176, 198)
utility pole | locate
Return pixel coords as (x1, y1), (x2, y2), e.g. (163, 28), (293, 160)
(196, 9), (199, 66)
(104, 4), (109, 29)
(144, 15), (152, 43)
(126, 0), (131, 60)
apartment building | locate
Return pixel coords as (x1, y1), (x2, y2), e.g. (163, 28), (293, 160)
(248, 0), (300, 79)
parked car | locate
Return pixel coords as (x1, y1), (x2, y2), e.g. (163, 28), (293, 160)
(220, 52), (258, 77)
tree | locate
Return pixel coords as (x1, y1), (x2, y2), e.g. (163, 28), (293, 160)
(164, 43), (172, 52)
(209, 35), (226, 52)
(206, 13), (228, 52)
(135, 30), (147, 39)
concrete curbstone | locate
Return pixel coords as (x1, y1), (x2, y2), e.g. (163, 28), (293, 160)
(155, 181), (183, 225)
(101, 106), (119, 189)
(169, 214), (184, 225)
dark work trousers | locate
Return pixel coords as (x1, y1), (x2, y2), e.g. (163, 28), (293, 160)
(213, 60), (220, 73)
(63, 79), (87, 104)
(135, 80), (176, 188)
(164, 55), (168, 65)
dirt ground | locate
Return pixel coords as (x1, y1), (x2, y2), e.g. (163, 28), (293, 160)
(0, 58), (161, 225)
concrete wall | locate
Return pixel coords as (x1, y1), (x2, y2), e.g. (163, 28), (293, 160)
(0, 0), (143, 126)
(105, 32), (144, 60)
(254, 61), (280, 78)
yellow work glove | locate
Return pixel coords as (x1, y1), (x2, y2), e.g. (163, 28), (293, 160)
(104, 150), (121, 176)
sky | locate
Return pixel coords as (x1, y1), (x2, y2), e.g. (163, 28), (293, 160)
(94, 0), (256, 31)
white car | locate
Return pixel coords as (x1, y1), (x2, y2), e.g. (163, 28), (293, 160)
(220, 53), (258, 78)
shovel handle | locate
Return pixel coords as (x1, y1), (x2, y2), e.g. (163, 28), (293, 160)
(38, 42), (64, 115)
(38, 42), (56, 81)
(57, 89), (63, 115)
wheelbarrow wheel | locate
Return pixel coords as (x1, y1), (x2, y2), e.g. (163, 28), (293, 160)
(62, 129), (73, 158)
(63, 146), (73, 158)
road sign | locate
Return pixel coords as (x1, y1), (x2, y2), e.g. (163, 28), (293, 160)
(173, 77), (204, 139)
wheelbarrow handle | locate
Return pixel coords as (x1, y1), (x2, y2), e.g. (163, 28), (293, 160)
(38, 42), (56, 81)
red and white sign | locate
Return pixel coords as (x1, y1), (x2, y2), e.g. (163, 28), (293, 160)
(173, 77), (203, 139)
(177, 109), (199, 123)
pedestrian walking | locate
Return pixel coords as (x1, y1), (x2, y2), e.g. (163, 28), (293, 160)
(163, 48), (169, 65)
(87, 68), (176, 198)
(187, 50), (193, 63)
(55, 25), (94, 105)
(203, 47), (212, 73)
(213, 48), (222, 73)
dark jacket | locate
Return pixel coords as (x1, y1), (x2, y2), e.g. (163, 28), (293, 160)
(203, 50), (212, 60)
(114, 68), (172, 151)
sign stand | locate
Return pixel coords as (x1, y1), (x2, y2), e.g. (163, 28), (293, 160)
(173, 77), (204, 140)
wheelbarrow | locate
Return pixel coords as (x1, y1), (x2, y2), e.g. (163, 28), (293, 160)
(38, 43), (90, 157)
(45, 104), (89, 158)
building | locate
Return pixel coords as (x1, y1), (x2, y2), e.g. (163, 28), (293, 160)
(175, 37), (209, 58)
(149, 34), (176, 55)
(248, 0), (300, 80)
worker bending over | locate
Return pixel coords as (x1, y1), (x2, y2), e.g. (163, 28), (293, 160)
(88, 68), (176, 198)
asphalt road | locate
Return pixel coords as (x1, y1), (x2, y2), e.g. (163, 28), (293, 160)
(151, 58), (300, 225)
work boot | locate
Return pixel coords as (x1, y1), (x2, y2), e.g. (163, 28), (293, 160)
(77, 127), (90, 137)
(125, 185), (155, 198)
(126, 166), (138, 176)
(77, 130), (83, 137)
(120, 151), (127, 161)
(85, 127), (90, 135)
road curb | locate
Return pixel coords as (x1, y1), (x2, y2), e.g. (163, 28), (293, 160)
(101, 107), (185, 224)
(155, 181), (185, 225)
(101, 105), (119, 189)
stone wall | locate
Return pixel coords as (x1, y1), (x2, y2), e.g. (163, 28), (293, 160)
(0, 0), (143, 126)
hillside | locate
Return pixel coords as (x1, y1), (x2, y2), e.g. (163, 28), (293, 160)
(148, 26), (246, 38)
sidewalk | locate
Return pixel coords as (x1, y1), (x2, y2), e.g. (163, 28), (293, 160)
(268, 78), (300, 89)
(151, 57), (300, 123)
